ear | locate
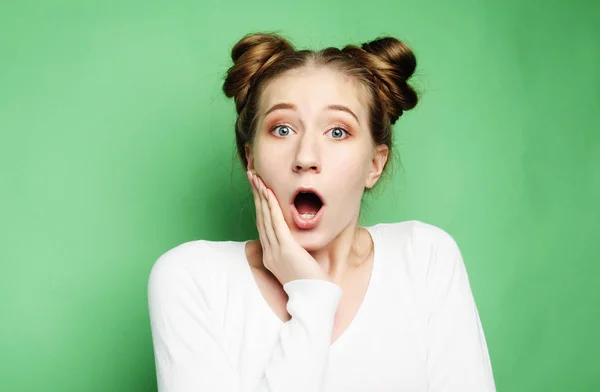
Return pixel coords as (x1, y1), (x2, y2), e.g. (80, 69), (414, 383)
(365, 144), (389, 189)
(245, 144), (255, 172)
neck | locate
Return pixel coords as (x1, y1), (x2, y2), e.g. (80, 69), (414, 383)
(308, 216), (372, 281)
(246, 216), (374, 283)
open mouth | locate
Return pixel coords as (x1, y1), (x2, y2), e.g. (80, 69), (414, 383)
(293, 190), (323, 217)
(291, 189), (325, 229)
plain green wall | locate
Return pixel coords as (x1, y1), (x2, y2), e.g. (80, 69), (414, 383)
(1, 0), (598, 391)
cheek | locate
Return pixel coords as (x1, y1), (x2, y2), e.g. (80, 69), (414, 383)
(254, 141), (279, 172)
(329, 149), (371, 184)
(256, 154), (282, 175)
(254, 144), (289, 192)
(326, 159), (369, 209)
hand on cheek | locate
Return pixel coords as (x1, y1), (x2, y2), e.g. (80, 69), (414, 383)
(246, 170), (327, 285)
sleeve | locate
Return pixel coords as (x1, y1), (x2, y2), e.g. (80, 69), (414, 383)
(423, 231), (496, 392)
(147, 249), (343, 392)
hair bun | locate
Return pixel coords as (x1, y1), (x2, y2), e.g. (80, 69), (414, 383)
(223, 33), (295, 113)
(361, 37), (416, 81)
(347, 37), (418, 123)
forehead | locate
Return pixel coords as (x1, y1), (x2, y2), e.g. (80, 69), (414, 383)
(259, 66), (369, 119)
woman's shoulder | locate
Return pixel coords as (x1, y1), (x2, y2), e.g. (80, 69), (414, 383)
(372, 219), (460, 251)
(371, 220), (463, 279)
(147, 239), (249, 298)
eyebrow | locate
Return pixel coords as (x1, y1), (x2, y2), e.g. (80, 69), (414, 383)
(264, 103), (360, 125)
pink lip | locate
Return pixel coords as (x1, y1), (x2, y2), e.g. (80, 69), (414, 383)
(290, 186), (325, 230)
(291, 204), (325, 230)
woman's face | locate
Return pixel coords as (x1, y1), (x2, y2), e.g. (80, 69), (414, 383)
(246, 66), (388, 251)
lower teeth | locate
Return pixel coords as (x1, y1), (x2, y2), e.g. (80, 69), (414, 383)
(300, 213), (315, 218)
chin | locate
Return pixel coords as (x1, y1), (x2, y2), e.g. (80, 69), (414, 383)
(291, 228), (330, 252)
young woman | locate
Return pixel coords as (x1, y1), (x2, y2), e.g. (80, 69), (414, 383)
(148, 33), (496, 392)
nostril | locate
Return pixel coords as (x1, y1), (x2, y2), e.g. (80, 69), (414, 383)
(295, 165), (319, 172)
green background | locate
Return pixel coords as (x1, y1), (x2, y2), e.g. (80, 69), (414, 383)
(1, 0), (598, 391)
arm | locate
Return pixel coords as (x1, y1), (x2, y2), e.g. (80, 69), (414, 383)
(148, 254), (342, 392)
(424, 233), (496, 392)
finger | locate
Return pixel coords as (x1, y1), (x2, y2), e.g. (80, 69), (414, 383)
(265, 187), (292, 243)
(256, 174), (278, 248)
(249, 171), (269, 247)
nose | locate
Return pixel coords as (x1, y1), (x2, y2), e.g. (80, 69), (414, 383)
(292, 133), (321, 174)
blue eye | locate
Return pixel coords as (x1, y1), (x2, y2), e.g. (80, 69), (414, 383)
(329, 127), (349, 139)
(272, 125), (294, 137)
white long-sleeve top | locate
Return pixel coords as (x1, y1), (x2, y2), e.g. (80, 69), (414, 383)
(148, 220), (496, 392)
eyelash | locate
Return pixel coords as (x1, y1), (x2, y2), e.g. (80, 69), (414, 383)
(269, 123), (351, 139)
